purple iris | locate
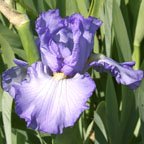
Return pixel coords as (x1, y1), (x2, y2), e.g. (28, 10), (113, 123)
(2, 9), (143, 134)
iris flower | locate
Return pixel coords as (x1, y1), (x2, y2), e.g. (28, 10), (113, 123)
(2, 9), (143, 134)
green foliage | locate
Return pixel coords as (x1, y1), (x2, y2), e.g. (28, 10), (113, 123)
(55, 123), (83, 144)
(0, 0), (144, 143)
(2, 92), (13, 144)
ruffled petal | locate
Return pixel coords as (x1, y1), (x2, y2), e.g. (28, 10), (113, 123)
(90, 54), (144, 89)
(35, 10), (102, 75)
(13, 62), (95, 134)
(35, 10), (66, 72)
(61, 14), (102, 76)
(2, 59), (28, 98)
(35, 9), (64, 36)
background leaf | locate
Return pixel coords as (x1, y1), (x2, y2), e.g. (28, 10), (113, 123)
(134, 0), (144, 46)
(2, 92), (13, 144)
(105, 76), (120, 144)
(55, 123), (82, 144)
(112, 0), (131, 61)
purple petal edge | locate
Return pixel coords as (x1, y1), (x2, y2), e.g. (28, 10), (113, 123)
(2, 59), (28, 98)
(90, 54), (144, 89)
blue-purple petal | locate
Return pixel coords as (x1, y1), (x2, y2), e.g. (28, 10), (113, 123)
(61, 14), (102, 75)
(12, 62), (95, 134)
(36, 9), (64, 36)
(2, 59), (28, 98)
(90, 54), (144, 89)
(35, 9), (102, 76)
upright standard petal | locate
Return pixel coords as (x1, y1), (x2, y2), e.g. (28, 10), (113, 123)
(89, 54), (144, 89)
(35, 9), (102, 75)
(61, 14), (102, 75)
(36, 9), (64, 36)
(13, 62), (96, 134)
(2, 59), (28, 98)
(35, 9), (65, 72)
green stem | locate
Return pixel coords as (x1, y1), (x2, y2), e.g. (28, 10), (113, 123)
(132, 45), (140, 70)
(0, 0), (39, 64)
(51, 134), (56, 144)
(16, 22), (39, 64)
(36, 131), (44, 144)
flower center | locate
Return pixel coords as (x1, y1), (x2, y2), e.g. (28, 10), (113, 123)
(53, 72), (67, 80)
